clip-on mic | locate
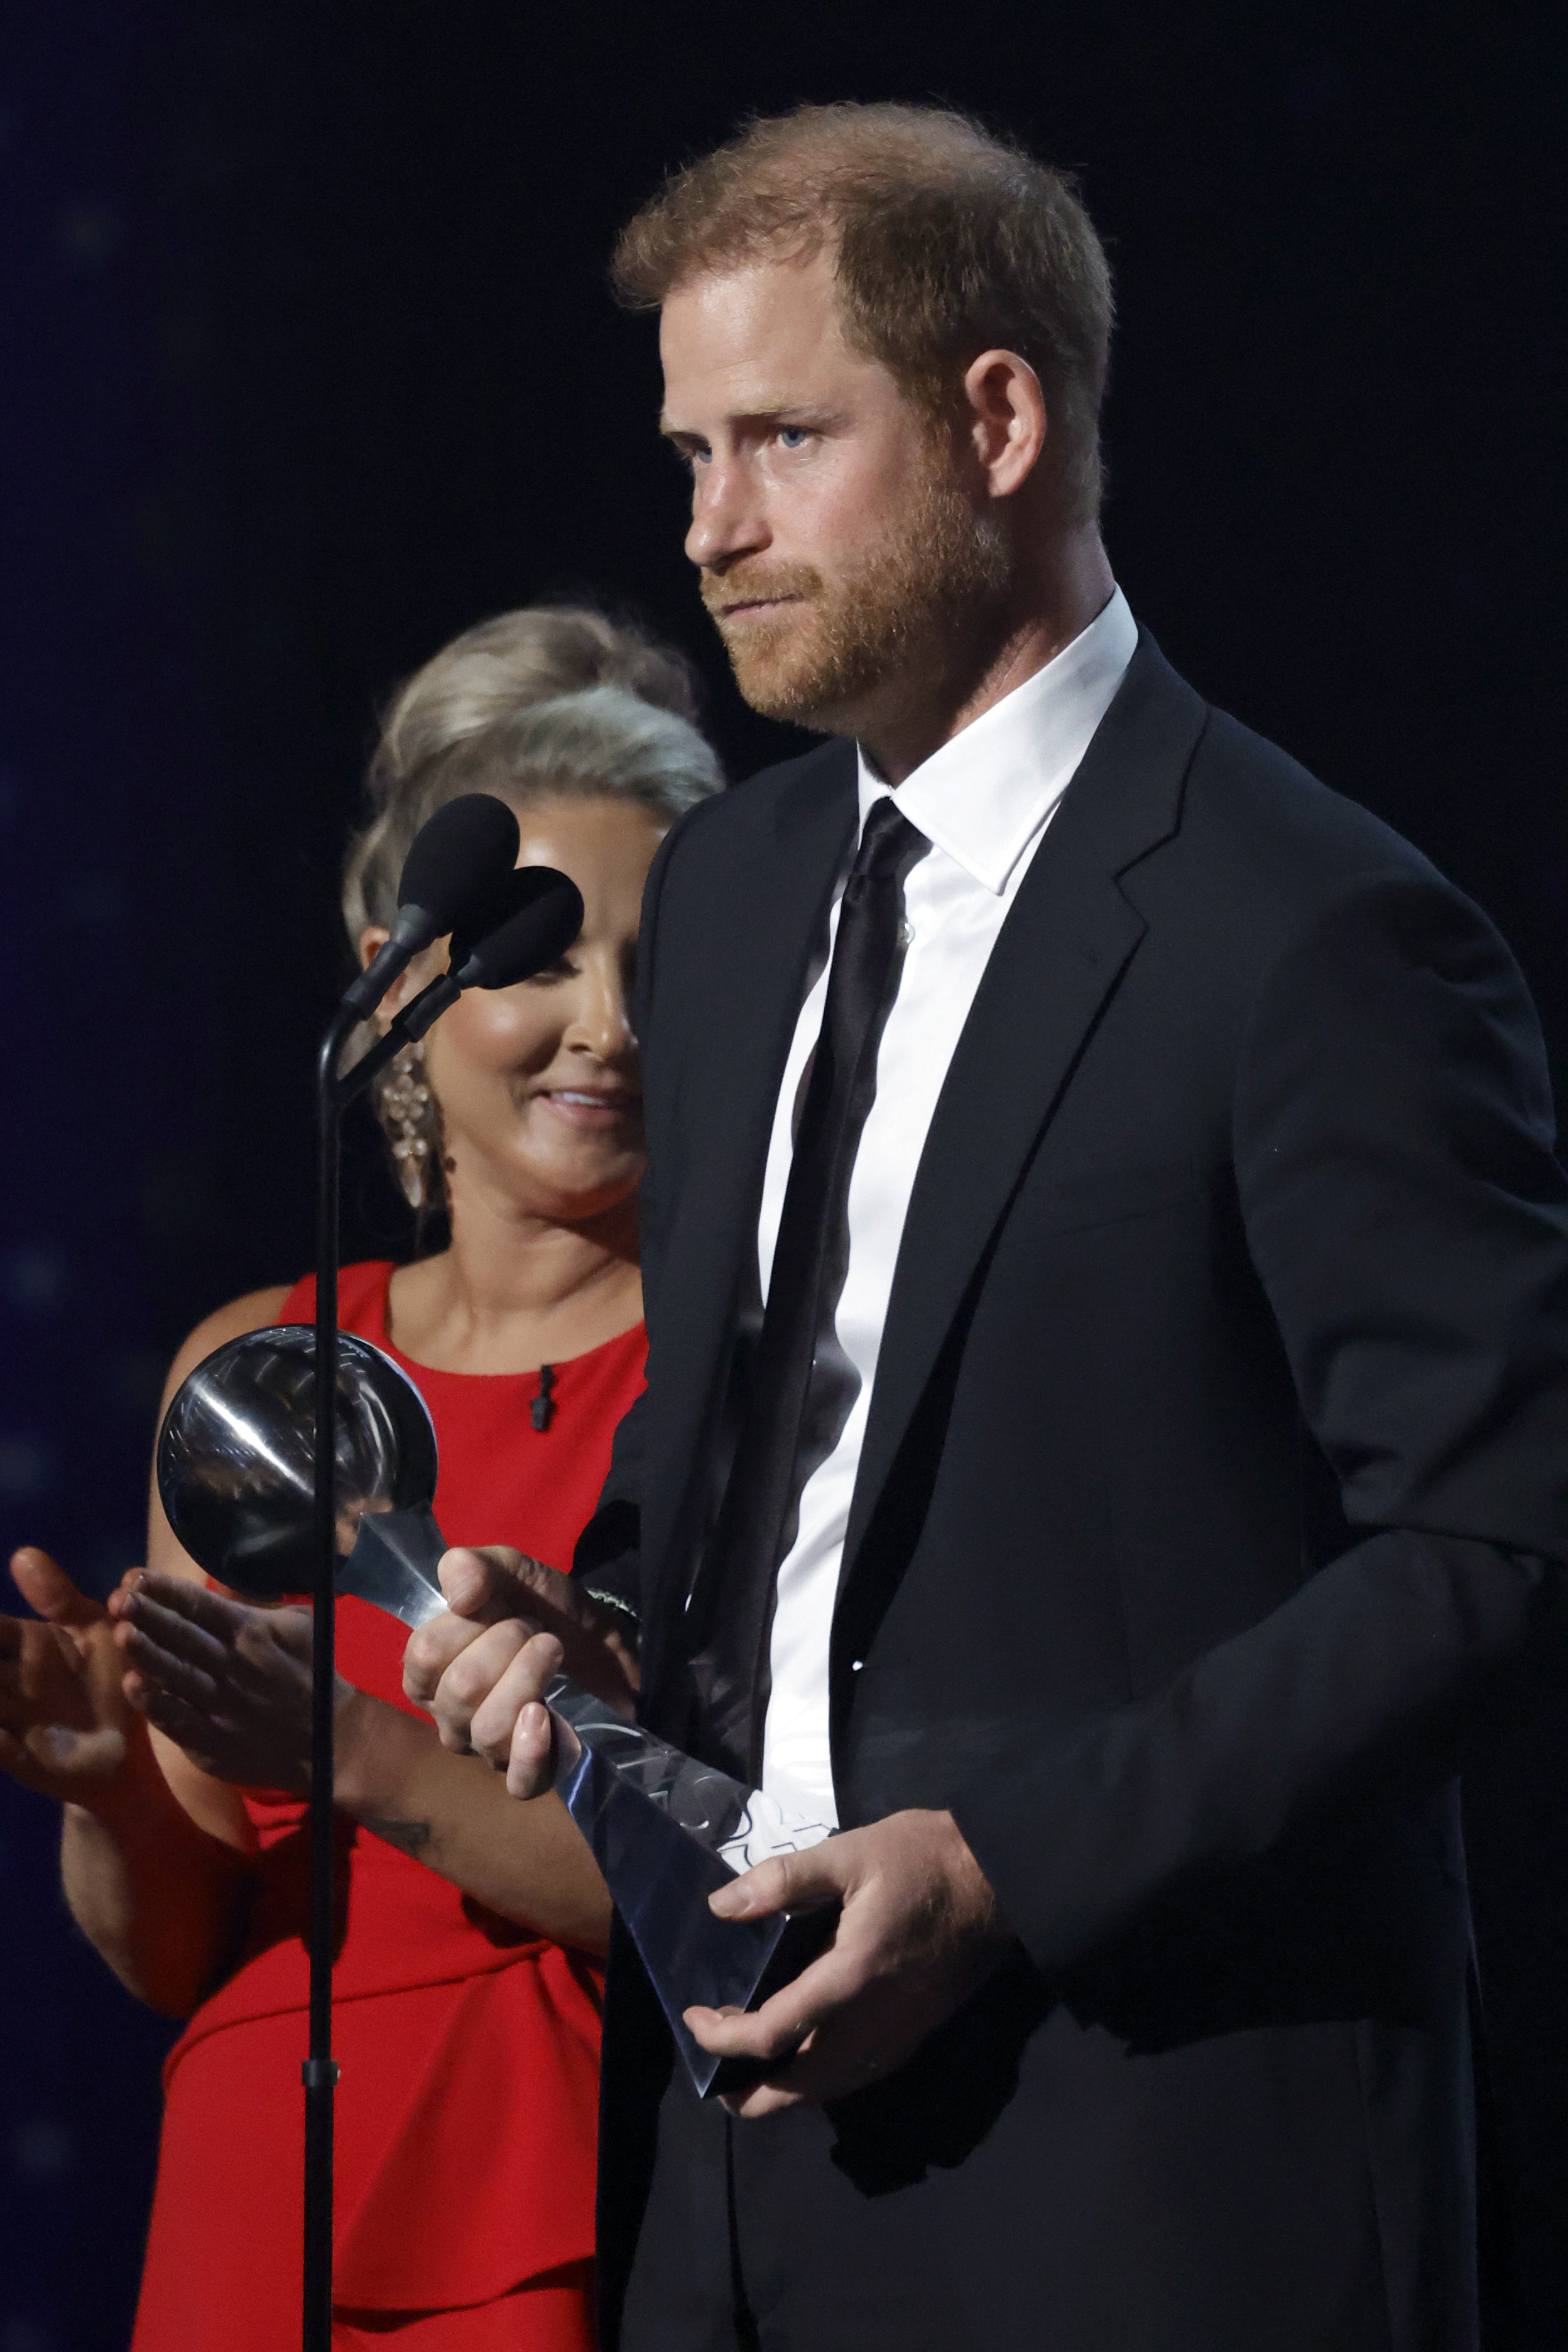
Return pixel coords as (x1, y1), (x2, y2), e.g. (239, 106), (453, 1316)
(301, 800), (583, 2351)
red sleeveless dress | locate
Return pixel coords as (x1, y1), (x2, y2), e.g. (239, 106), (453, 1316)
(131, 1262), (646, 2352)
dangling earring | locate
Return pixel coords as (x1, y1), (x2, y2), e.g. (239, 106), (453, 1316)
(382, 1042), (438, 1211)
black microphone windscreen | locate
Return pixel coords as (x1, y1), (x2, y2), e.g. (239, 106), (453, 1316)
(398, 794), (521, 932)
(455, 867), (585, 989)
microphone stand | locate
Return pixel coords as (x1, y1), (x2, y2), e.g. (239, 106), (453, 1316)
(303, 971), (459, 2352)
(305, 1000), (355, 2352)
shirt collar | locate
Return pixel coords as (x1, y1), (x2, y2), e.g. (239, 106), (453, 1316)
(855, 584), (1139, 895)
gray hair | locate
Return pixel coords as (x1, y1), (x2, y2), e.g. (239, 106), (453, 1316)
(343, 604), (721, 940)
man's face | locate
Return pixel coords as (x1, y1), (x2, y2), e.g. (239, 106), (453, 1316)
(659, 248), (1006, 737)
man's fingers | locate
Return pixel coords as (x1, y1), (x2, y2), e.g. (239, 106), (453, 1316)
(708, 1839), (848, 1924)
(497, 1552), (594, 1637)
(402, 1610), (492, 1707)
(422, 1619), (533, 1750)
(504, 1700), (560, 1799)
(437, 1546), (543, 1626)
(467, 1631), (564, 1767)
(685, 1939), (864, 2066)
(9, 1548), (104, 1630)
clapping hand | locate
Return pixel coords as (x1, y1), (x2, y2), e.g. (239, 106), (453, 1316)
(109, 1573), (329, 1793)
(0, 1549), (134, 1799)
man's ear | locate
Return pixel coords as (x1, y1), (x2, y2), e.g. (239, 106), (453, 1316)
(961, 348), (1048, 501)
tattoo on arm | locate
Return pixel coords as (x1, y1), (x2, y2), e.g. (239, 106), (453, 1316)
(362, 1816), (433, 1859)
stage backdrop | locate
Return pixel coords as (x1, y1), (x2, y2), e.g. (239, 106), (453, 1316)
(3, 6), (1563, 2346)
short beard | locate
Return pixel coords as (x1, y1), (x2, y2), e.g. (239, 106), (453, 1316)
(700, 457), (1011, 738)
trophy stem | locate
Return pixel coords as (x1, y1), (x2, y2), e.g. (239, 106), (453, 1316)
(333, 1500), (838, 2096)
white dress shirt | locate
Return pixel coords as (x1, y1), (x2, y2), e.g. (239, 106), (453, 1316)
(751, 585), (1140, 1839)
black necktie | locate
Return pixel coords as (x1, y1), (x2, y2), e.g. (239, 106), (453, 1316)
(687, 795), (927, 1782)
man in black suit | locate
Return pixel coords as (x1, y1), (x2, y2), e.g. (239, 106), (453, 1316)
(408, 102), (1568, 2350)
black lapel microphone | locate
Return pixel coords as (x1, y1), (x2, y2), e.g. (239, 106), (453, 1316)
(342, 792), (522, 1019)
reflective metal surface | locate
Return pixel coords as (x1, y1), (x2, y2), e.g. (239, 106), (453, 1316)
(156, 1326), (438, 1600)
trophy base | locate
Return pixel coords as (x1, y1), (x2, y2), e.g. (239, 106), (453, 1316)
(558, 1738), (837, 2098)
(340, 1504), (839, 2095)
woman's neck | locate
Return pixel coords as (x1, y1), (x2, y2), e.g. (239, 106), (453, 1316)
(386, 1185), (642, 1375)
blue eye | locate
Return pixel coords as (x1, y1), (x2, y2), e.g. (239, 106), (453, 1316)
(778, 425), (810, 450)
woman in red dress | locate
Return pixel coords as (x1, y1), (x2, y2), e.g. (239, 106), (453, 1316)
(0, 607), (721, 2348)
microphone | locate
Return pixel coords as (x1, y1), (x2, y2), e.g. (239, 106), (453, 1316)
(342, 793), (522, 1018)
(452, 864), (585, 986)
(398, 866), (585, 1043)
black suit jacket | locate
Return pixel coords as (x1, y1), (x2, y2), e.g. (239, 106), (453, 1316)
(579, 635), (1568, 2352)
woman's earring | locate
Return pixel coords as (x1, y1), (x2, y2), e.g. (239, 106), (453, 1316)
(383, 1042), (437, 1211)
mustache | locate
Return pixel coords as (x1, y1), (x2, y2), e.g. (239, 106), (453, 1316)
(699, 561), (824, 617)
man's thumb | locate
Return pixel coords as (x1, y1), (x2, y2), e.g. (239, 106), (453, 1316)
(9, 1548), (104, 1630)
(437, 1545), (536, 1626)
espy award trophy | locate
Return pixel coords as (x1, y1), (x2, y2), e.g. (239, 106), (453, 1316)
(156, 1324), (835, 2098)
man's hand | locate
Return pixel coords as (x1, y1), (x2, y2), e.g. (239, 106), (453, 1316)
(685, 1808), (1013, 2116)
(0, 1549), (134, 1799)
(402, 1546), (637, 1797)
(109, 1572), (328, 1792)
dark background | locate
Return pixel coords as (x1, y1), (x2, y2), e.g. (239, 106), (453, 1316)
(1, 4), (1562, 2344)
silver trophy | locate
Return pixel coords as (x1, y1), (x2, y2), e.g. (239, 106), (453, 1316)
(157, 1327), (834, 2093)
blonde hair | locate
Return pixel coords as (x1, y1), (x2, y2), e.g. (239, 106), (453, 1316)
(614, 102), (1113, 523)
(343, 605), (720, 942)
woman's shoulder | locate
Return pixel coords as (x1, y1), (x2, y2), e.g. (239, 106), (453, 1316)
(278, 1261), (394, 1331)
(156, 1266), (388, 1424)
(160, 1285), (295, 1408)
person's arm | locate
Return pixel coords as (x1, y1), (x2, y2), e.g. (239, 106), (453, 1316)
(945, 869), (1568, 1974)
(0, 1545), (258, 2016)
(113, 1568), (618, 1956)
(334, 1686), (611, 1952)
(58, 1699), (257, 2016)
(50, 1288), (290, 2012)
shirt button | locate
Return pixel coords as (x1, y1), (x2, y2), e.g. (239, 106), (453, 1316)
(851, 1658), (864, 1672)
(897, 920), (913, 950)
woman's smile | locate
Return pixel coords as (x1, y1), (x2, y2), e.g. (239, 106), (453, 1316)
(533, 1083), (642, 1131)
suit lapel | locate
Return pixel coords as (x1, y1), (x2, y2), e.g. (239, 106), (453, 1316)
(836, 636), (1209, 1616)
(640, 742), (858, 1647)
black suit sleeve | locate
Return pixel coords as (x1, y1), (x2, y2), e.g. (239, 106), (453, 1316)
(952, 870), (1568, 1974)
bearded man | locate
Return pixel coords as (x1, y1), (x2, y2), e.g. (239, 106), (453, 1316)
(408, 103), (1568, 2351)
